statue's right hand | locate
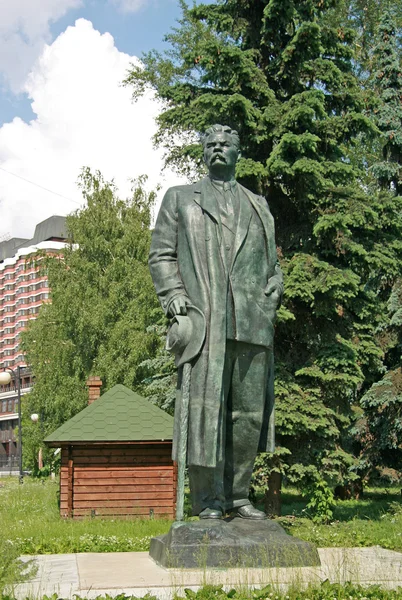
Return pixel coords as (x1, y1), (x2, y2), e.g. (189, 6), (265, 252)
(169, 296), (191, 317)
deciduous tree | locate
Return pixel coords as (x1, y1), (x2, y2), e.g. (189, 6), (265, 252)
(21, 170), (162, 469)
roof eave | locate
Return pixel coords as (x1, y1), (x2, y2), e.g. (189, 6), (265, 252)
(44, 439), (173, 447)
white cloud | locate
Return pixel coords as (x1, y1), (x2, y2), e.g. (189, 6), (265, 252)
(110, 0), (147, 13)
(0, 0), (82, 91)
(0, 18), (184, 239)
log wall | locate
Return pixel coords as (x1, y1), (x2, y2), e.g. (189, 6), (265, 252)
(59, 442), (176, 519)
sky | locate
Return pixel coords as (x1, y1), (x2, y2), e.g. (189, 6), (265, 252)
(0, 0), (186, 240)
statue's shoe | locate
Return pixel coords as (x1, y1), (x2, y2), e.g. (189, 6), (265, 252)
(199, 507), (223, 519)
(232, 504), (267, 520)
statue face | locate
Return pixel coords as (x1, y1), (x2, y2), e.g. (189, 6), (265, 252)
(203, 132), (239, 176)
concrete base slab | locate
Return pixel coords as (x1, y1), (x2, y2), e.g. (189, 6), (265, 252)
(150, 518), (320, 568)
(9, 547), (402, 599)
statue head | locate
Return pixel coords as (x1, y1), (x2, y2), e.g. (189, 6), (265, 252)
(201, 124), (240, 180)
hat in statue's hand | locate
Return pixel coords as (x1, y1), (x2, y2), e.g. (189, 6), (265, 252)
(166, 305), (206, 367)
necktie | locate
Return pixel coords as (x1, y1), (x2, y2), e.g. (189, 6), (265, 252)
(223, 182), (234, 218)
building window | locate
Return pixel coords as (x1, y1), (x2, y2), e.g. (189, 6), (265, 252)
(1, 401), (6, 413)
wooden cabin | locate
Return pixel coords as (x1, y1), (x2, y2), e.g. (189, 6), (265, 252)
(44, 382), (176, 519)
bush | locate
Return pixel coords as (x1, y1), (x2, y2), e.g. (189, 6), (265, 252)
(302, 478), (336, 524)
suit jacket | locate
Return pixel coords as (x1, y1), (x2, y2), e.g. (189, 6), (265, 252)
(149, 177), (283, 467)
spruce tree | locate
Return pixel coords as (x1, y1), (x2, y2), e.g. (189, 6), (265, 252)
(372, 8), (402, 194)
(125, 0), (402, 496)
(356, 9), (402, 481)
(325, 1), (402, 78)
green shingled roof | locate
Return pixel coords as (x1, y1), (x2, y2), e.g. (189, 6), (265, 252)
(44, 384), (174, 445)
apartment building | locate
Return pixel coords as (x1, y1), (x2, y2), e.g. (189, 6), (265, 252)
(0, 216), (67, 464)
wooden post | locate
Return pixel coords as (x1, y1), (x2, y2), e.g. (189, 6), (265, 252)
(67, 445), (74, 518)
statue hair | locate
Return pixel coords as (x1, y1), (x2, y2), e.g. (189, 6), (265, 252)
(201, 124), (240, 150)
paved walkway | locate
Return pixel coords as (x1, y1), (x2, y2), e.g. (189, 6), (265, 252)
(10, 547), (402, 599)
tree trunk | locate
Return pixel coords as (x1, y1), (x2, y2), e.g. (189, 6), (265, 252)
(264, 471), (282, 516)
(334, 480), (363, 500)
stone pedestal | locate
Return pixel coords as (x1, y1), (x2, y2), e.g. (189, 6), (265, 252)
(149, 517), (320, 569)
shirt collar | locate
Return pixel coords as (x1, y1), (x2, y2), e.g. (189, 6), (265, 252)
(209, 177), (237, 193)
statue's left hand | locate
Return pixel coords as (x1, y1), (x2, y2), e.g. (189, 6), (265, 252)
(168, 295), (191, 317)
(264, 281), (281, 305)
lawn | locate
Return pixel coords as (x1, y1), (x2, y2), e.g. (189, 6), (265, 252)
(0, 478), (401, 598)
(276, 487), (402, 552)
(1, 477), (401, 555)
(0, 477), (171, 555)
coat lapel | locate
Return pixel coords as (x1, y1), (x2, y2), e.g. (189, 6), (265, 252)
(241, 186), (277, 276)
(231, 185), (253, 270)
(193, 178), (220, 227)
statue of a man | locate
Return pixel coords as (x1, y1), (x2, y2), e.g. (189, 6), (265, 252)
(149, 124), (283, 520)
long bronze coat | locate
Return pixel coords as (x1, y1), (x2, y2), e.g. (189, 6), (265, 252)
(149, 177), (283, 468)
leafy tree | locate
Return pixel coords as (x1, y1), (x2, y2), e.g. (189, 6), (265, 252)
(21, 170), (162, 470)
(125, 0), (402, 501)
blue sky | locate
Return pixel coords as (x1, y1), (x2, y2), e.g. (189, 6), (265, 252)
(0, 0), (182, 127)
(0, 0), (189, 238)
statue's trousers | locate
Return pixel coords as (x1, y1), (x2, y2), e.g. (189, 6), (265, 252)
(188, 340), (273, 515)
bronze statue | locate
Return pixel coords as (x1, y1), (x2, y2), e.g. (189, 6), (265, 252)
(149, 124), (283, 520)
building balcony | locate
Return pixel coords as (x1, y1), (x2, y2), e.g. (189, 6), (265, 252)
(0, 429), (16, 443)
(0, 383), (31, 398)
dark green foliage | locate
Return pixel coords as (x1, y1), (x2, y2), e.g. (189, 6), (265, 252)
(322, 1), (402, 79)
(359, 368), (402, 472)
(125, 0), (402, 491)
(357, 279), (402, 477)
(21, 170), (162, 470)
(371, 8), (402, 194)
(353, 9), (402, 481)
(139, 324), (177, 415)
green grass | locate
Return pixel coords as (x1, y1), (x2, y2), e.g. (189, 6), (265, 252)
(0, 477), (171, 555)
(0, 478), (401, 556)
(3, 582), (402, 600)
(5, 582), (402, 600)
(183, 583), (402, 599)
(178, 582), (402, 600)
(274, 487), (402, 552)
(1, 478), (402, 598)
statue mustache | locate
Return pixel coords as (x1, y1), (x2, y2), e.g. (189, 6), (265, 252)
(211, 153), (226, 162)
